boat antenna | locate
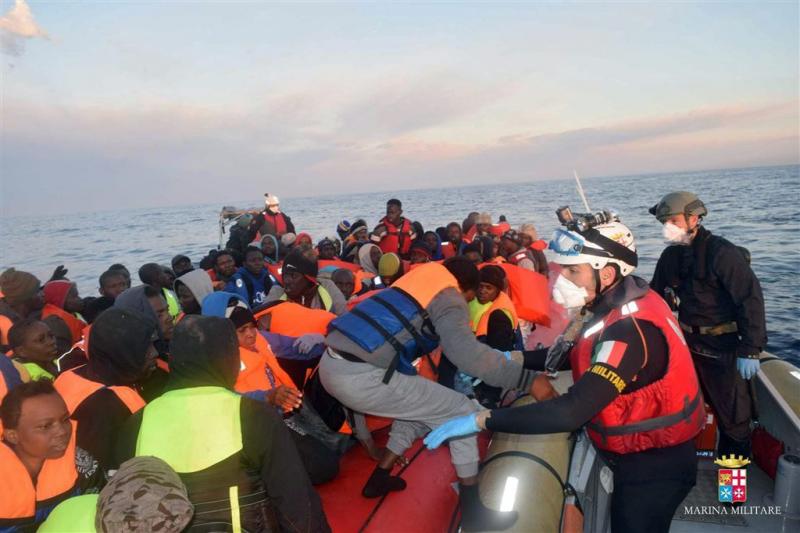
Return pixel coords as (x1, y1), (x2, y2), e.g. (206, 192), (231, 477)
(573, 169), (591, 212)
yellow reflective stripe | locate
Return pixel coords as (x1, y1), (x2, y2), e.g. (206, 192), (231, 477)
(319, 286), (333, 311)
(229, 485), (242, 533)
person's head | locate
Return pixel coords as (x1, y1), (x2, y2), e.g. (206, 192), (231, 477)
(477, 265), (506, 304)
(168, 315), (240, 391)
(265, 193), (280, 214)
(518, 224), (538, 248)
(462, 243), (483, 265)
(145, 285), (174, 340)
(549, 221), (637, 308)
(317, 238), (337, 260)
(446, 222), (463, 244)
(89, 308), (158, 384)
(349, 219), (369, 242)
(99, 270), (128, 299)
(138, 263), (170, 290)
(280, 233), (297, 257)
(260, 234), (279, 262)
(1, 379), (71, 461)
(295, 233), (313, 249)
(161, 267), (176, 288)
(423, 231), (439, 252)
(8, 319), (57, 365)
(500, 230), (522, 255)
(108, 264), (132, 288)
(386, 199), (403, 224)
(443, 256), (481, 302)
(378, 253), (403, 285)
(214, 251), (237, 279)
(243, 246), (265, 276)
(282, 249), (318, 301)
(171, 255), (193, 277)
(357, 243), (383, 275)
(229, 299), (258, 350)
(649, 191), (707, 244)
(173, 270), (213, 315)
(462, 212), (479, 234)
(0, 268), (44, 313)
(331, 269), (356, 300)
(409, 241), (432, 264)
(475, 212), (492, 234)
(43, 280), (84, 314)
(117, 285), (174, 341)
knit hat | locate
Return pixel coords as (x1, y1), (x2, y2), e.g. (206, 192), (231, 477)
(519, 223), (538, 241)
(281, 232), (297, 247)
(0, 268), (41, 305)
(378, 253), (401, 277)
(337, 220), (351, 240)
(43, 280), (75, 309)
(409, 241), (432, 259)
(480, 265), (506, 291)
(96, 456), (193, 533)
(347, 219), (368, 238)
(476, 212), (492, 225)
(283, 249), (318, 279)
(501, 229), (522, 245)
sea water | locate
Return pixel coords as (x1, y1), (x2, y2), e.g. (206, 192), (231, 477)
(1, 164), (798, 363)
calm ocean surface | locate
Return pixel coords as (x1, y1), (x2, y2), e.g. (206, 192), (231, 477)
(2, 165), (798, 363)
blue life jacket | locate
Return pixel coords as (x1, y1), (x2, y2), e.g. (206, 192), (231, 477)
(328, 288), (439, 383)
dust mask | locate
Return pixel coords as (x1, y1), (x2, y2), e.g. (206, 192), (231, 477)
(552, 275), (589, 309)
(663, 222), (691, 245)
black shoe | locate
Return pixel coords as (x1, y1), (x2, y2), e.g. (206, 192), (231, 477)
(361, 465), (407, 498)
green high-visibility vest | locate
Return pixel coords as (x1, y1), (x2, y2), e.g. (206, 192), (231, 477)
(38, 494), (98, 532)
(17, 360), (55, 381)
(163, 288), (181, 320)
(280, 285), (333, 312)
(135, 386), (242, 473)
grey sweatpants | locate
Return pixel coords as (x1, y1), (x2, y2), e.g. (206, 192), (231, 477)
(319, 350), (480, 478)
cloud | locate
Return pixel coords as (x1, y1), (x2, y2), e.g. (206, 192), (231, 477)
(0, 0), (48, 56)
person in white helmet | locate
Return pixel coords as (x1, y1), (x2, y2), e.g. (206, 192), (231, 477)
(424, 209), (705, 533)
(253, 193), (295, 238)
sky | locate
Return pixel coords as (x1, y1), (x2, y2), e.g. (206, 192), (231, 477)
(1, 0), (798, 216)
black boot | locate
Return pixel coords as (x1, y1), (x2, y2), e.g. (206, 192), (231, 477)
(459, 483), (518, 531)
(361, 465), (407, 498)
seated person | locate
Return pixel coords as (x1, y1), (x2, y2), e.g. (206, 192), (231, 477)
(0, 380), (102, 531)
(54, 308), (156, 476)
(174, 269), (214, 316)
(265, 249), (347, 315)
(171, 254), (194, 277)
(259, 234), (280, 265)
(114, 316), (330, 532)
(409, 241), (432, 264)
(331, 269), (356, 301)
(41, 281), (86, 345)
(317, 238), (339, 260)
(8, 319), (59, 380)
(225, 246), (274, 310)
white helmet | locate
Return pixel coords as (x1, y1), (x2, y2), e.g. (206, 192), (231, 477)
(549, 221), (637, 276)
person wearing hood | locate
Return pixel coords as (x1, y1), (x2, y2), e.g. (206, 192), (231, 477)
(202, 293), (340, 485)
(295, 232), (313, 250)
(40, 281), (86, 345)
(115, 315), (330, 532)
(254, 193), (296, 238)
(425, 217), (703, 533)
(174, 269), (214, 317)
(265, 249), (347, 315)
(422, 231), (444, 260)
(225, 246), (274, 310)
(54, 308), (156, 476)
(357, 243), (383, 276)
(259, 234), (280, 264)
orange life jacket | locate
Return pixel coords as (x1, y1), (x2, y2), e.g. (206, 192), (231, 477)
(41, 305), (86, 345)
(571, 289), (705, 454)
(488, 222), (511, 237)
(440, 242), (459, 258)
(254, 301), (335, 337)
(472, 291), (518, 337)
(490, 263), (550, 326)
(54, 368), (145, 415)
(0, 422), (78, 524)
(0, 315), (13, 348)
(266, 263), (283, 285)
(235, 334), (295, 397)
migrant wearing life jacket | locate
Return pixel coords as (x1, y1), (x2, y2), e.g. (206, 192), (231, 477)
(374, 217), (414, 256)
(254, 301), (334, 337)
(328, 263), (458, 384)
(163, 288), (180, 321)
(469, 291), (518, 338)
(12, 359), (54, 380)
(0, 315), (13, 350)
(265, 263), (283, 285)
(53, 368), (145, 415)
(488, 221), (511, 238)
(440, 241), (462, 259)
(235, 334), (295, 399)
(134, 387), (269, 531)
(279, 284), (335, 313)
(570, 289), (705, 454)
(0, 421), (79, 530)
(41, 305), (85, 345)
(488, 263), (550, 326)
(506, 247), (535, 268)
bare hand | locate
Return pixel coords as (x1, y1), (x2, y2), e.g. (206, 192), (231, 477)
(530, 374), (560, 401)
(270, 385), (303, 412)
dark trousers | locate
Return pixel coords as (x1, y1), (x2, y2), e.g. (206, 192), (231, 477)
(692, 349), (754, 457)
(610, 477), (695, 533)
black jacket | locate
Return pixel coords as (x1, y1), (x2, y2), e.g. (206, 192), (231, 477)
(650, 226), (766, 357)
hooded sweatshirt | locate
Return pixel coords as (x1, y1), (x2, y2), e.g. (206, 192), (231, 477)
(225, 267), (273, 310)
(174, 269), (214, 313)
(357, 243), (381, 275)
(115, 315), (329, 532)
(260, 234), (280, 264)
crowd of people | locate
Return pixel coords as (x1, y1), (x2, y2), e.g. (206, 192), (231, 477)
(0, 191), (766, 533)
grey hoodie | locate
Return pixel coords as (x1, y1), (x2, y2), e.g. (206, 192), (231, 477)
(174, 270), (214, 309)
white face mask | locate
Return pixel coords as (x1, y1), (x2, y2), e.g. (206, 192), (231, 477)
(663, 222), (691, 245)
(552, 274), (589, 309)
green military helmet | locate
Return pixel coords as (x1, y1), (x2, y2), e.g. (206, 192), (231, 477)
(649, 191), (707, 223)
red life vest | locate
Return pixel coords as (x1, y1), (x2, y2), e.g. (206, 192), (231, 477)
(41, 304), (86, 345)
(377, 218), (413, 256)
(488, 222), (511, 237)
(570, 289), (705, 454)
(507, 248), (533, 267)
(265, 263), (283, 285)
(0, 422), (78, 525)
(440, 242), (457, 258)
(263, 211), (288, 236)
(54, 368), (145, 415)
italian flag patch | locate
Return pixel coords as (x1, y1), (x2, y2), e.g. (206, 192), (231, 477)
(591, 340), (627, 368)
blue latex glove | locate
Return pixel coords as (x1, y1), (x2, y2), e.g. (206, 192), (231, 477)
(423, 413), (480, 450)
(496, 350), (512, 361)
(293, 333), (325, 354)
(737, 358), (760, 380)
